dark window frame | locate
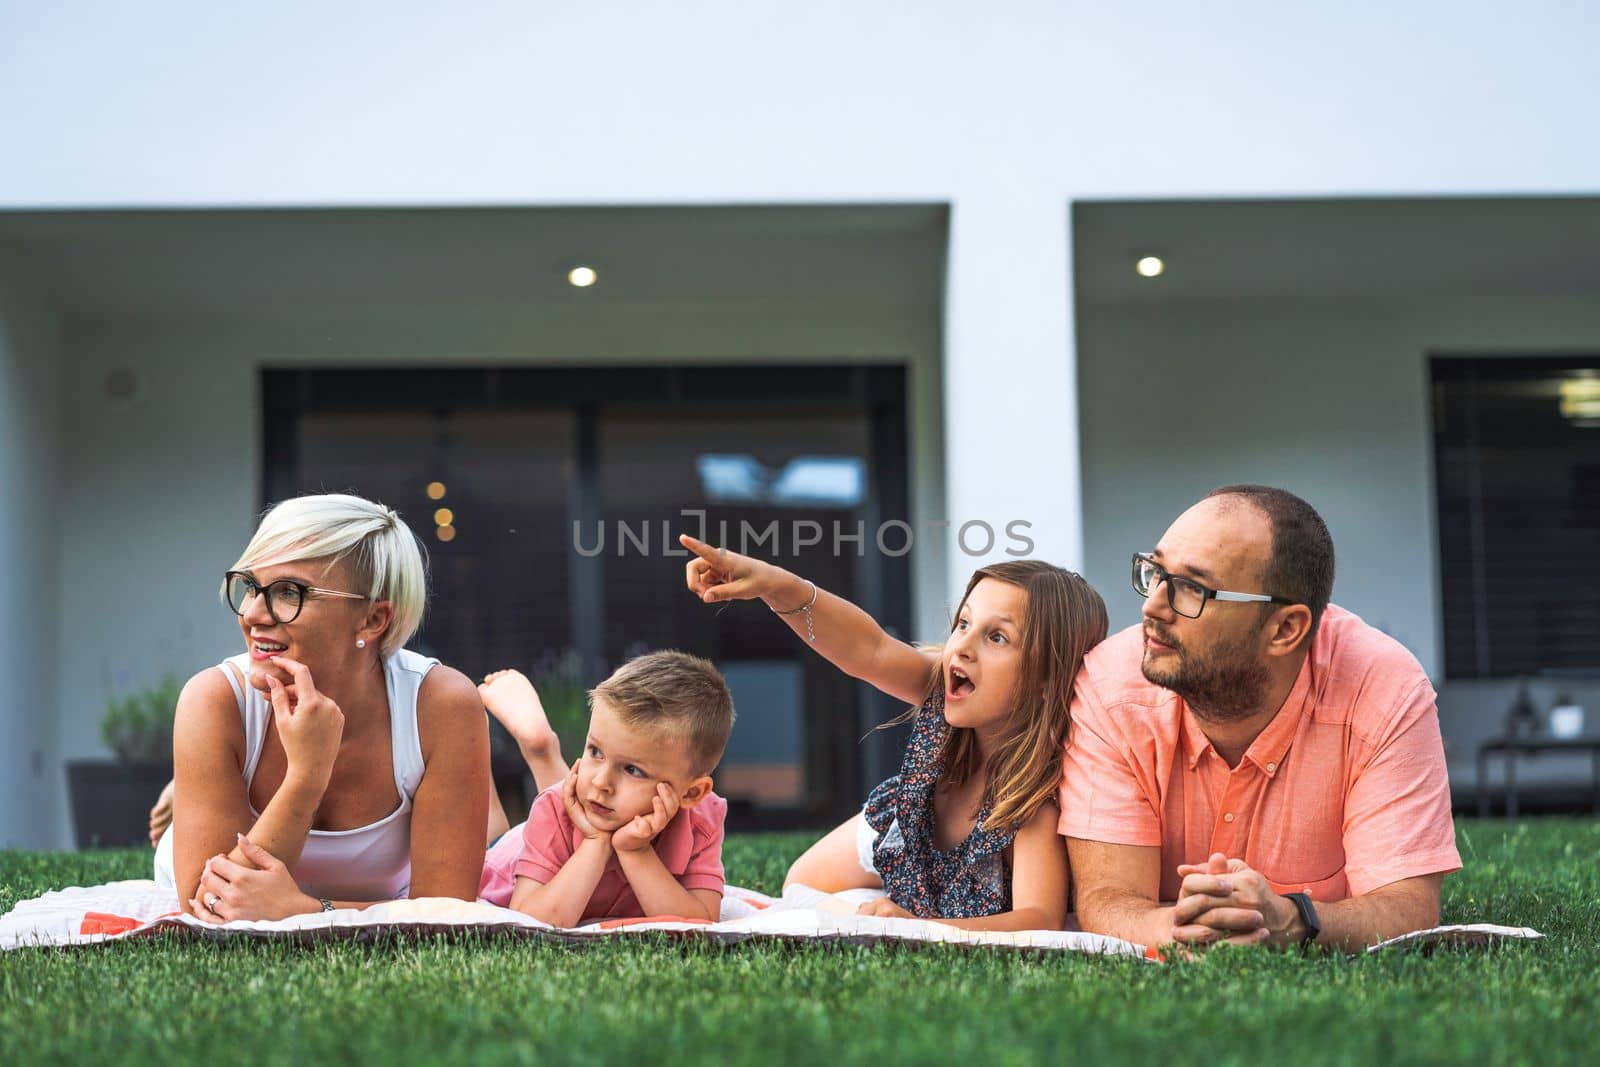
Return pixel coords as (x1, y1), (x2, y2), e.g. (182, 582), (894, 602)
(1431, 354), (1600, 680)
(261, 364), (914, 825)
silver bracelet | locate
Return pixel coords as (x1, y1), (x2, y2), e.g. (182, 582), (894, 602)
(771, 579), (818, 643)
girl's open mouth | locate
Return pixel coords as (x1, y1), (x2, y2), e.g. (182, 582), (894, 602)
(947, 666), (976, 700)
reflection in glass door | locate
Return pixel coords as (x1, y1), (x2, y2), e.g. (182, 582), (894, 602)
(596, 411), (879, 815)
(288, 410), (576, 678)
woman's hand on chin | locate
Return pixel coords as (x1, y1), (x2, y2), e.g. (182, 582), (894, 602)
(191, 835), (317, 923)
(263, 656), (344, 788)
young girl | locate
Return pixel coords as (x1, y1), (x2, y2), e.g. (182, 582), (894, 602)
(680, 534), (1107, 932)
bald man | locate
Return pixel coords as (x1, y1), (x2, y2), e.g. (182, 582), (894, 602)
(1062, 486), (1460, 952)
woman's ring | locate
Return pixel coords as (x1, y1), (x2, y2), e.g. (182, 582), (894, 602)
(205, 893), (220, 913)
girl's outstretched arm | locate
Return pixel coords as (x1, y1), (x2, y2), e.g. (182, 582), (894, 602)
(681, 534), (937, 706)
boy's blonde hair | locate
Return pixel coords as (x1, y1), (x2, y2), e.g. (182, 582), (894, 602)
(591, 651), (736, 776)
(226, 493), (427, 656)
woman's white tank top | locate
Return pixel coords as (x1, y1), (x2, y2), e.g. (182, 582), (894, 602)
(155, 649), (436, 901)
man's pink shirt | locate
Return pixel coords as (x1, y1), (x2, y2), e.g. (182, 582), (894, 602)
(479, 784), (727, 921)
(1059, 605), (1462, 902)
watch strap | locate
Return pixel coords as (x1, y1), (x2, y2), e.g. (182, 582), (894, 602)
(1285, 891), (1320, 947)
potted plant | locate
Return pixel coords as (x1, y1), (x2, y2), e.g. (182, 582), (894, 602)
(66, 675), (182, 849)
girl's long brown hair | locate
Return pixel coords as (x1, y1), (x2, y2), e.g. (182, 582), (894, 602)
(892, 560), (1108, 830)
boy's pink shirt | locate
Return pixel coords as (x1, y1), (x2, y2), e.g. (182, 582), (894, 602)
(479, 783), (727, 920)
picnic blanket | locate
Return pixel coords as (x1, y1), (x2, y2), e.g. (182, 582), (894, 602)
(0, 880), (1541, 958)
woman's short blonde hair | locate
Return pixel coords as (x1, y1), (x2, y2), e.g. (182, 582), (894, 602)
(226, 494), (428, 655)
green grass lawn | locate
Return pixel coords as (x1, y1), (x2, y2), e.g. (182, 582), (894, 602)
(1, 819), (1595, 1067)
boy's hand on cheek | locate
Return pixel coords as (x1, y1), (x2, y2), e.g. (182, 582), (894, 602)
(612, 783), (680, 853)
(562, 769), (610, 843)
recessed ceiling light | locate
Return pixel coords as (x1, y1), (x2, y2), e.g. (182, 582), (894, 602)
(568, 265), (598, 288)
(1136, 256), (1165, 278)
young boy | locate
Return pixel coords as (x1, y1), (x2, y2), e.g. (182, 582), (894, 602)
(477, 651), (735, 927)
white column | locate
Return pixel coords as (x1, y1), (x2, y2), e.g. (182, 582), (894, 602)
(941, 192), (1083, 600)
(0, 250), (64, 847)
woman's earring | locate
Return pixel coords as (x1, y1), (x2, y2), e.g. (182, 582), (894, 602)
(356, 638), (367, 649)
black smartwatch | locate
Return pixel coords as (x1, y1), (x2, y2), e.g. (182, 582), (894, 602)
(1285, 892), (1320, 948)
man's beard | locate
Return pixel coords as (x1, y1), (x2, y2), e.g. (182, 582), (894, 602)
(1141, 624), (1270, 721)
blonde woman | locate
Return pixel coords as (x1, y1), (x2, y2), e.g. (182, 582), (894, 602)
(153, 494), (490, 921)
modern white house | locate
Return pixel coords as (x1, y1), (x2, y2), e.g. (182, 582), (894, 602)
(3, 3), (1598, 847)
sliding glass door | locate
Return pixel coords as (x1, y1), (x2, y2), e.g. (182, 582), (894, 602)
(263, 365), (911, 829)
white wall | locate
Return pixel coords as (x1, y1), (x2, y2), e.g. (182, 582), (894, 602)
(942, 196), (1080, 595)
(52, 297), (946, 843)
(1077, 293), (1600, 788)
(0, 249), (63, 848)
(2, 4), (1597, 204)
